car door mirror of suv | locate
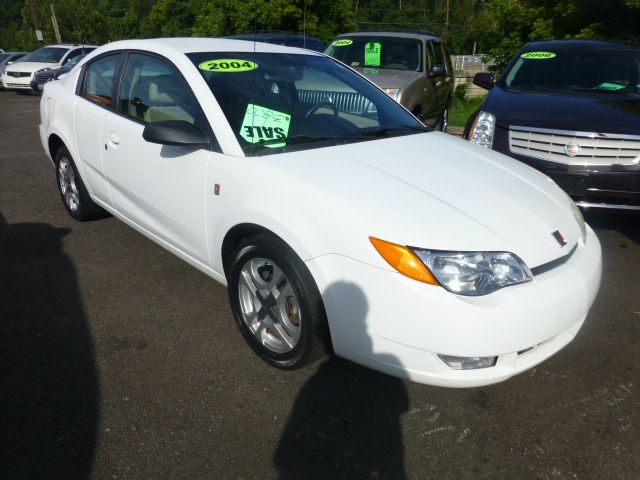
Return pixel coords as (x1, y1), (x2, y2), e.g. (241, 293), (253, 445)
(142, 120), (210, 149)
(473, 72), (495, 90)
(428, 65), (446, 78)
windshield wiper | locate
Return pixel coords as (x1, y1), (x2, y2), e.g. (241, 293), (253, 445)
(363, 125), (430, 137)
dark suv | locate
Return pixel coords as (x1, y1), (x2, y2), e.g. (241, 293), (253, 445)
(466, 39), (640, 211)
(325, 30), (454, 131)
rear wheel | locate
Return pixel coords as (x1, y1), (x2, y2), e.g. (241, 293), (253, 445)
(55, 146), (105, 221)
(228, 233), (329, 369)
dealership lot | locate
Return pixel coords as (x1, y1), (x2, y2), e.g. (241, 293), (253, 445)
(1, 90), (639, 479)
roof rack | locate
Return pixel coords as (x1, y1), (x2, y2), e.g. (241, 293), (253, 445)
(356, 28), (441, 38)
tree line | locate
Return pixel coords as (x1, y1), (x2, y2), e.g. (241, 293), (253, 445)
(1, 0), (639, 70)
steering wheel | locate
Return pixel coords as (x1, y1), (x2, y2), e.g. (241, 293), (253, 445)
(305, 101), (338, 118)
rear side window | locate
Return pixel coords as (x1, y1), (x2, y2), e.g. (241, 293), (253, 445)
(117, 53), (199, 125)
(82, 54), (121, 108)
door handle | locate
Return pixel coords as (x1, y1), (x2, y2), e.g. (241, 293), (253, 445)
(108, 132), (119, 147)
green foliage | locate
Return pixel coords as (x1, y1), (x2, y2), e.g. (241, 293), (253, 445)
(1, 0), (638, 59)
(453, 82), (467, 102)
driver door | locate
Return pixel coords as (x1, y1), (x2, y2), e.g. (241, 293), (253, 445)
(101, 52), (213, 265)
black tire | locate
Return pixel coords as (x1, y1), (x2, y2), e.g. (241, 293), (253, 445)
(228, 233), (330, 369)
(437, 107), (449, 133)
(54, 146), (105, 221)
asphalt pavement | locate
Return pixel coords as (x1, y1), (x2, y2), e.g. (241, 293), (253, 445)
(1, 89), (639, 480)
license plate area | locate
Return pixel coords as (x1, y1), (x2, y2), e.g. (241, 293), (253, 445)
(548, 172), (588, 196)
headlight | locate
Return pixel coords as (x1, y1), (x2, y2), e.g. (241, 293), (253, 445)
(568, 195), (587, 242)
(469, 111), (495, 148)
(384, 88), (399, 100)
(413, 249), (533, 296)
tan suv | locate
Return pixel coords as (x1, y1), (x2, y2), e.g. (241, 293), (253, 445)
(325, 30), (454, 131)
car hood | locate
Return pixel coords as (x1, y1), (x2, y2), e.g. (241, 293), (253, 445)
(353, 67), (422, 90)
(5, 61), (58, 73)
(267, 132), (582, 270)
(485, 86), (640, 135)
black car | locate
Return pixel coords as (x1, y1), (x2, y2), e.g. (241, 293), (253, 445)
(222, 33), (325, 52)
(30, 53), (87, 91)
(465, 39), (640, 211)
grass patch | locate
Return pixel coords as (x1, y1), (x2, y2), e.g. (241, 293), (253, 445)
(449, 96), (485, 129)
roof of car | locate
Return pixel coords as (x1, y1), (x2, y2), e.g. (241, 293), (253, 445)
(335, 30), (442, 41)
(97, 37), (324, 56)
(524, 39), (640, 51)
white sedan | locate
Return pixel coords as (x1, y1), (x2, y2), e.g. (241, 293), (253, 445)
(39, 38), (602, 387)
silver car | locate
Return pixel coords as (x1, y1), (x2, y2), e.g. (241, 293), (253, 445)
(325, 31), (454, 131)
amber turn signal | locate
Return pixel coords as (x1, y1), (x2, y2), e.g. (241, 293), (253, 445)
(369, 237), (439, 285)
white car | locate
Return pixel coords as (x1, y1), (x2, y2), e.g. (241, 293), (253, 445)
(39, 38), (602, 387)
(4, 43), (96, 92)
(0, 51), (27, 88)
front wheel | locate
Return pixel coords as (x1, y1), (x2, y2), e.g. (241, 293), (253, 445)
(227, 233), (329, 369)
(437, 107), (449, 133)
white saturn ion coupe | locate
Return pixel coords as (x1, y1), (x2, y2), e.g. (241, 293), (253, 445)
(39, 38), (602, 387)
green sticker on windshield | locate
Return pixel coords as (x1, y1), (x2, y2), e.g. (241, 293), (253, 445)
(596, 82), (626, 91)
(199, 59), (258, 72)
(240, 104), (291, 148)
(521, 51), (556, 60)
(365, 42), (382, 67)
(332, 39), (353, 47)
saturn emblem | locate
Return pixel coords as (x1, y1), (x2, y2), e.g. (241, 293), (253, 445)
(564, 143), (581, 157)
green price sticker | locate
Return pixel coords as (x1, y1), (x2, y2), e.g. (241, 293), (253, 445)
(199, 59), (258, 72)
(521, 51), (556, 60)
(596, 82), (626, 91)
(331, 39), (353, 47)
(240, 104), (291, 148)
(365, 42), (382, 67)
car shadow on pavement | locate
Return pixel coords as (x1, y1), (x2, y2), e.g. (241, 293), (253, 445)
(0, 214), (98, 479)
(583, 210), (639, 246)
(273, 281), (409, 480)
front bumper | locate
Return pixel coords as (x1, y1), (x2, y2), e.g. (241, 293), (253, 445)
(305, 225), (602, 387)
(493, 126), (640, 210)
(2, 73), (34, 90)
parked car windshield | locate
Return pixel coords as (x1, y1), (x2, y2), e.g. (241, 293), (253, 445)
(188, 52), (426, 156)
(0, 53), (10, 63)
(22, 47), (68, 63)
(504, 47), (640, 94)
(325, 37), (423, 72)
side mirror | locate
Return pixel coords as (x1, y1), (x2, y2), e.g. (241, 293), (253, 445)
(428, 65), (446, 78)
(473, 72), (495, 90)
(142, 120), (210, 149)
(7, 61), (14, 65)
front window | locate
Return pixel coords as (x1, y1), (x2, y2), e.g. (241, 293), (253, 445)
(22, 47), (68, 63)
(189, 52), (425, 156)
(325, 37), (423, 72)
(504, 47), (640, 94)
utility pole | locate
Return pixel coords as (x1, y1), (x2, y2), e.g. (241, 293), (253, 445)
(51, 3), (62, 43)
(444, 0), (450, 44)
(28, 0), (44, 44)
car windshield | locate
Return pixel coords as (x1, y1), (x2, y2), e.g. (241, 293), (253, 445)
(0, 53), (10, 63)
(22, 47), (68, 63)
(504, 47), (640, 94)
(325, 37), (423, 72)
(188, 52), (426, 156)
